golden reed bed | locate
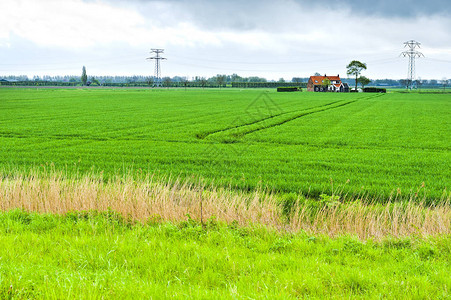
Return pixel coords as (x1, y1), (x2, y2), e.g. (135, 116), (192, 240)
(0, 173), (449, 240)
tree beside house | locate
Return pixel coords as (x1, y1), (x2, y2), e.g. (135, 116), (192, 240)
(346, 60), (367, 91)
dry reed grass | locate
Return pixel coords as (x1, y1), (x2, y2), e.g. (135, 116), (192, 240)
(0, 173), (449, 240)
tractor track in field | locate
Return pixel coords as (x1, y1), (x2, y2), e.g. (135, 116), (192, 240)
(231, 100), (358, 138)
(200, 99), (360, 141)
(196, 99), (346, 140)
(198, 93), (386, 141)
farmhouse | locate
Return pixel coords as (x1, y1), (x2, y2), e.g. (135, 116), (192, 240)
(307, 74), (349, 92)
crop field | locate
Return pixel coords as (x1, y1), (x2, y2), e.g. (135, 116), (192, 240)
(1, 88), (449, 200)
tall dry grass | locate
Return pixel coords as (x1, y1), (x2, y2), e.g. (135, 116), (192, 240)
(0, 173), (449, 240)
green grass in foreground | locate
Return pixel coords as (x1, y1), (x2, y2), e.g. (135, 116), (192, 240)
(0, 210), (450, 299)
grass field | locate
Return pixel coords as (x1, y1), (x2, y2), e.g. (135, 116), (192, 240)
(0, 88), (449, 200)
(1, 210), (450, 299)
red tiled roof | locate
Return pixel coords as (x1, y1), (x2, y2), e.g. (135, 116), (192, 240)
(310, 76), (325, 83)
(309, 75), (341, 84)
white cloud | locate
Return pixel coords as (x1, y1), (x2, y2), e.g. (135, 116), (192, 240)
(2, 0), (147, 48)
(0, 0), (450, 79)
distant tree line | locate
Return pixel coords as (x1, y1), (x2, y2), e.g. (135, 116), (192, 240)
(0, 74), (448, 89)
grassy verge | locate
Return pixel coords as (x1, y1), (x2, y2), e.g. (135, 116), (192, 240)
(0, 209), (450, 299)
(1, 172), (450, 240)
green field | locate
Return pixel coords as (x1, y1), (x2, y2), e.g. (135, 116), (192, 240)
(1, 88), (450, 200)
(1, 87), (451, 299)
(1, 210), (450, 299)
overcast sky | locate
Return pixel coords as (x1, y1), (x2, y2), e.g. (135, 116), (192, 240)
(1, 0), (450, 80)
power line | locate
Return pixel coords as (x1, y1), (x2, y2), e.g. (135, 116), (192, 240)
(401, 40), (424, 90)
(424, 57), (451, 64)
(170, 51), (400, 66)
(0, 53), (144, 67)
(168, 56), (400, 73)
(146, 49), (166, 87)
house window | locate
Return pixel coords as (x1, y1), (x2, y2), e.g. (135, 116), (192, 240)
(314, 80), (318, 83)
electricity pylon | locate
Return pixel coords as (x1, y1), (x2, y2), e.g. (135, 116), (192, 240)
(146, 49), (166, 87)
(401, 40), (424, 90)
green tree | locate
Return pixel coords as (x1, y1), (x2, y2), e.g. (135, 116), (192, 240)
(358, 76), (371, 88)
(81, 66), (87, 86)
(146, 77), (154, 87)
(442, 78), (449, 92)
(322, 77), (331, 92)
(216, 75), (226, 89)
(406, 79), (413, 90)
(399, 79), (408, 89)
(346, 60), (367, 91)
(163, 77), (171, 89)
(182, 78), (190, 91)
(200, 78), (207, 89)
(292, 77), (303, 86)
(415, 78), (423, 92)
(90, 77), (100, 86)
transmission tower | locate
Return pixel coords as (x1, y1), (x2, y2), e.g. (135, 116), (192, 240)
(401, 40), (424, 90)
(146, 49), (166, 87)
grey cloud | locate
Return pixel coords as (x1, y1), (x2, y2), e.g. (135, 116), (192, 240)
(131, 0), (279, 30)
(107, 0), (450, 33)
(308, 0), (451, 17)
